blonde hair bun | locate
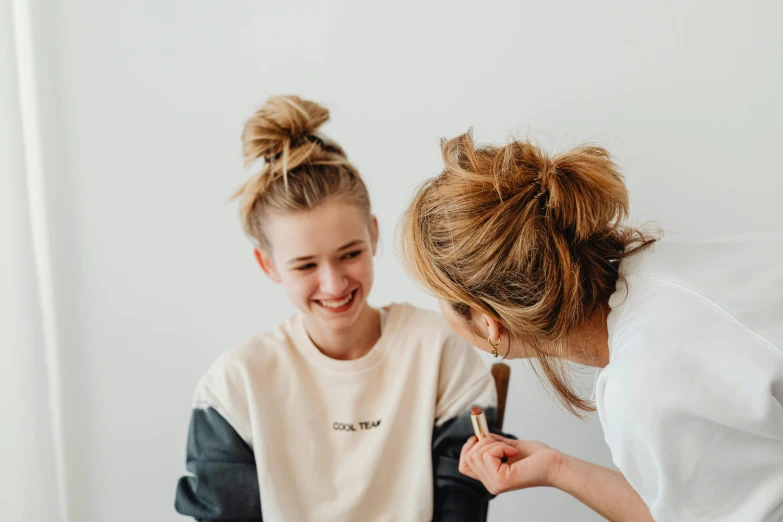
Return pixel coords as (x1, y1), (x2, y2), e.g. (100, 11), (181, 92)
(232, 95), (369, 250)
(241, 95), (330, 166)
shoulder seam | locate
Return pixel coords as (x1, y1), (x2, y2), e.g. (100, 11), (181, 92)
(643, 274), (783, 363)
(194, 384), (253, 446)
(436, 373), (495, 424)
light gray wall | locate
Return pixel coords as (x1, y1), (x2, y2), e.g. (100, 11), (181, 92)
(36, 1), (783, 520)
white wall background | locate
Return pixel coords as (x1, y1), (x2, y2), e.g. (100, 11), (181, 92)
(18, 0), (783, 521)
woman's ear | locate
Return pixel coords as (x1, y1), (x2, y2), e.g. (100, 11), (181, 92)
(369, 215), (379, 255)
(482, 314), (506, 345)
(254, 248), (281, 283)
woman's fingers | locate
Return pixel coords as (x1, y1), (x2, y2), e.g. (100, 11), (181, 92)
(461, 437), (560, 494)
(469, 438), (520, 471)
(471, 436), (520, 457)
(460, 436), (510, 480)
(488, 433), (516, 445)
(458, 436), (478, 478)
(489, 435), (551, 457)
(461, 437), (520, 488)
(460, 436), (478, 462)
(483, 441), (521, 463)
(461, 435), (564, 495)
(465, 439), (515, 494)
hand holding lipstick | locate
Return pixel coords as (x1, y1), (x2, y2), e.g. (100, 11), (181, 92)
(458, 434), (563, 495)
(459, 435), (654, 521)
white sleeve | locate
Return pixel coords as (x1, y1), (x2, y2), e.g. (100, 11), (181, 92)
(597, 331), (783, 522)
(434, 329), (497, 426)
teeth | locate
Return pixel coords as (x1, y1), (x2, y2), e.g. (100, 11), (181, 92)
(320, 292), (353, 308)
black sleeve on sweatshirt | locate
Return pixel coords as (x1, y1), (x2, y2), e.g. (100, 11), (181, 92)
(431, 407), (516, 522)
(174, 406), (263, 521)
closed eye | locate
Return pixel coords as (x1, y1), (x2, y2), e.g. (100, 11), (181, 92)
(294, 263), (316, 271)
(342, 250), (362, 260)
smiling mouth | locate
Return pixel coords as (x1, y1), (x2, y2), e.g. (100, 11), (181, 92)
(315, 289), (357, 311)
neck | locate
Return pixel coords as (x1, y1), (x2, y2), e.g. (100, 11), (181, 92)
(304, 305), (381, 361)
(564, 303), (611, 368)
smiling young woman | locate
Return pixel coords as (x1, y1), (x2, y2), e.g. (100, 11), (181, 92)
(173, 96), (514, 522)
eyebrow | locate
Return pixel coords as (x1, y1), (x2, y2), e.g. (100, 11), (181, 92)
(285, 239), (366, 266)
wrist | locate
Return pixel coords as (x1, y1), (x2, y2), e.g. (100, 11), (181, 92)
(545, 449), (569, 489)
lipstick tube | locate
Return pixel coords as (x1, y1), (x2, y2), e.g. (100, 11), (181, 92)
(470, 406), (489, 439)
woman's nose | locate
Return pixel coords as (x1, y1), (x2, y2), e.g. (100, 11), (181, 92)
(319, 264), (349, 295)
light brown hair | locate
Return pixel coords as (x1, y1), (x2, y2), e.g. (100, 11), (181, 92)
(234, 95), (371, 250)
(399, 131), (656, 415)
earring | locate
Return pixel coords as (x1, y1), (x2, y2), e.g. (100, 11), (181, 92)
(488, 335), (501, 358)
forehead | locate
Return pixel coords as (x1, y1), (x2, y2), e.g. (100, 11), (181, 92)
(265, 201), (369, 257)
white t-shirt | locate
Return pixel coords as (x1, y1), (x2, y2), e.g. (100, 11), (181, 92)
(176, 303), (498, 522)
(595, 236), (783, 521)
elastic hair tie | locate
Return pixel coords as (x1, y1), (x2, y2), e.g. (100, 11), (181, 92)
(264, 134), (325, 162)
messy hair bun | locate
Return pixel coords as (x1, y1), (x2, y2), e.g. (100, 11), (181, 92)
(233, 95), (369, 250)
(400, 130), (656, 415)
(241, 95), (332, 167)
(540, 145), (629, 241)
